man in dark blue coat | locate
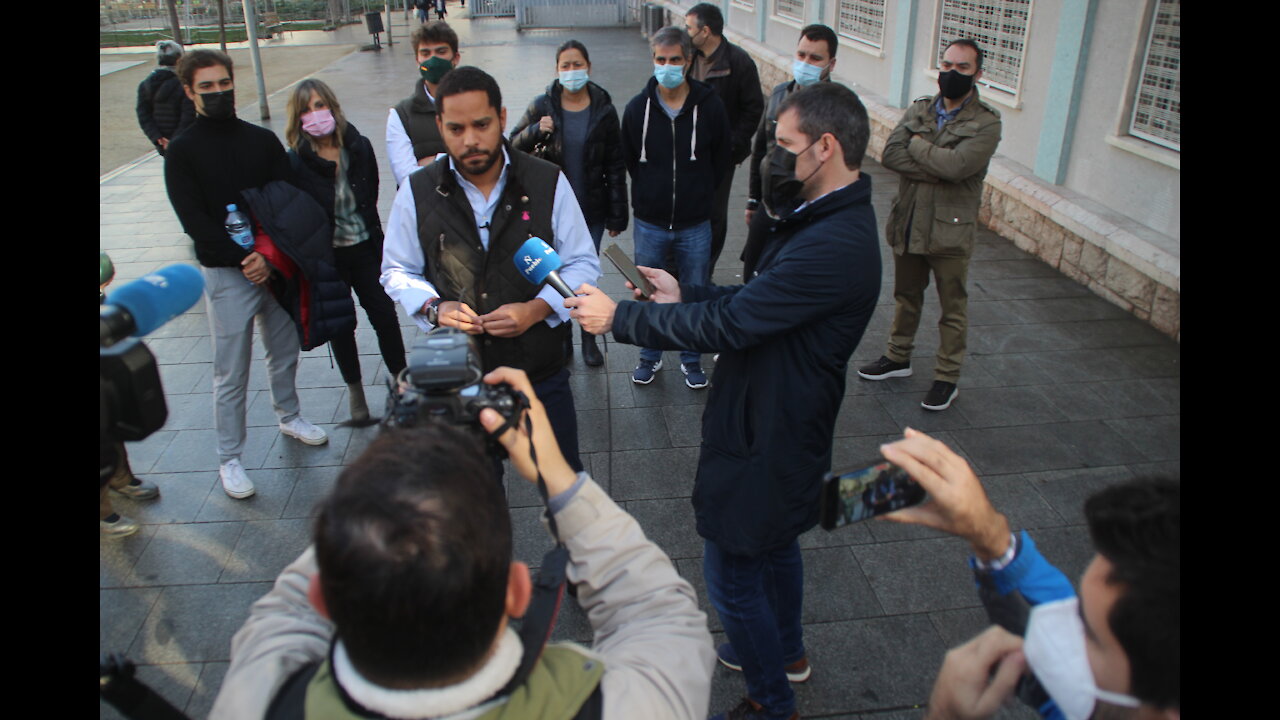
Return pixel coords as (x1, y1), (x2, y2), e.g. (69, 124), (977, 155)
(567, 82), (880, 720)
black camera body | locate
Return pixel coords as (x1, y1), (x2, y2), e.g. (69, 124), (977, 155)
(385, 329), (526, 452)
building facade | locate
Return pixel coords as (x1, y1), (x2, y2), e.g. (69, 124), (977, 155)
(656, 0), (1180, 340)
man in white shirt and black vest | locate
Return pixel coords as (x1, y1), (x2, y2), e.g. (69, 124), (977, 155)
(380, 66), (601, 478)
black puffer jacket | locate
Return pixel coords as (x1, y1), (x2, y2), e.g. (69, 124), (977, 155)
(240, 181), (356, 351)
(136, 66), (195, 147)
(287, 122), (384, 244)
(510, 81), (629, 233)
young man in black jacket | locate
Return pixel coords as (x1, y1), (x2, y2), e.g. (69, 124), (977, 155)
(568, 83), (881, 720)
(136, 40), (194, 157)
(684, 3), (764, 275)
(619, 25), (730, 390)
(164, 49), (329, 501)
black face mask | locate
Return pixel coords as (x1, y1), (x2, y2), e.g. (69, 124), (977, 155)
(771, 139), (823, 213)
(937, 69), (975, 100)
(199, 89), (236, 119)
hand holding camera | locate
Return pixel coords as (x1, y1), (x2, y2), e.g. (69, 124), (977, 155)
(478, 367), (577, 498)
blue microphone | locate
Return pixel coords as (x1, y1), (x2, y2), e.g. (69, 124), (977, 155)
(513, 237), (575, 298)
(100, 263), (206, 346)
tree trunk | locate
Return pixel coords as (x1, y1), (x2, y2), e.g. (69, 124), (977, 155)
(217, 0), (226, 51)
(165, 0), (182, 43)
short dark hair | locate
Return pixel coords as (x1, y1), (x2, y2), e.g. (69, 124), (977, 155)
(314, 424), (511, 687)
(944, 38), (984, 71)
(435, 66), (503, 116)
(412, 20), (459, 55)
(650, 25), (692, 62)
(1084, 477), (1180, 710)
(686, 2), (723, 36)
(556, 39), (590, 65)
(176, 49), (233, 88)
(800, 24), (838, 59)
(776, 82), (869, 170)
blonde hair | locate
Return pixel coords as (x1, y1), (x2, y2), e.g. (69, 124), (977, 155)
(285, 78), (349, 152)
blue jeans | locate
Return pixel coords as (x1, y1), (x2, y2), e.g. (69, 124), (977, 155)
(703, 539), (805, 719)
(632, 218), (710, 367)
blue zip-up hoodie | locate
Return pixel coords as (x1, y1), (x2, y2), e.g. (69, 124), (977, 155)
(620, 76), (731, 230)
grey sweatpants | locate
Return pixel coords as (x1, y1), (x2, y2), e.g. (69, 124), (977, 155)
(203, 266), (301, 463)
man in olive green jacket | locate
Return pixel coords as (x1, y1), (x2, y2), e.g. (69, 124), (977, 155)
(858, 38), (1002, 411)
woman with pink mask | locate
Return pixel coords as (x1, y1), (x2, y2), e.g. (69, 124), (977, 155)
(286, 79), (406, 426)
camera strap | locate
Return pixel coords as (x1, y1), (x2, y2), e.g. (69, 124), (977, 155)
(490, 398), (573, 700)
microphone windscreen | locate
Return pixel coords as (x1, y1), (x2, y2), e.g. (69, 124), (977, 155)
(513, 237), (562, 285)
(109, 263), (206, 337)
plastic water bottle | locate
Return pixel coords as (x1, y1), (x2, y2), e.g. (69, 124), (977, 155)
(224, 204), (254, 250)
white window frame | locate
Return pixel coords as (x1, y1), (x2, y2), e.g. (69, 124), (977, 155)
(1128, 0), (1179, 151)
(836, 0), (887, 50)
(933, 0), (1034, 103)
(774, 0), (806, 25)
(731, 0), (755, 11)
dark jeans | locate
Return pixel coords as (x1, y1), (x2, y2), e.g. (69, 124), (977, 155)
(329, 239), (407, 385)
(708, 163), (736, 277)
(704, 538), (805, 719)
(634, 218), (710, 367)
(490, 365), (583, 484)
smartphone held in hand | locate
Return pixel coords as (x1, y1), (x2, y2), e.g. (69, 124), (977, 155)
(819, 461), (927, 530)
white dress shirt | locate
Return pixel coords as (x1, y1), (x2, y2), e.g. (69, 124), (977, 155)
(385, 82), (433, 187)
(379, 146), (602, 332)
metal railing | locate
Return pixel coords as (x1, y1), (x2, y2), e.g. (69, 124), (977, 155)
(514, 0), (637, 27)
(471, 0), (516, 17)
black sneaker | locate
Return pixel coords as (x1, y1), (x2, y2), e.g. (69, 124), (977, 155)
(921, 381), (958, 411)
(857, 355), (912, 380)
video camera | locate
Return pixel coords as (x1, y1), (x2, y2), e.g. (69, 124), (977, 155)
(100, 263), (204, 478)
(100, 261), (204, 720)
(383, 328), (526, 457)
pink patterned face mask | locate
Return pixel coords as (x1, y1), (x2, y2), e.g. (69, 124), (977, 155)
(301, 108), (336, 137)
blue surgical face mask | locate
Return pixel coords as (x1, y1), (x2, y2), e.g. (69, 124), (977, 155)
(559, 69), (589, 93)
(653, 63), (684, 90)
(791, 59), (824, 86)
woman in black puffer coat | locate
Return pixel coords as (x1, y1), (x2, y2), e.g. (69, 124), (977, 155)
(511, 40), (628, 367)
(285, 78), (406, 426)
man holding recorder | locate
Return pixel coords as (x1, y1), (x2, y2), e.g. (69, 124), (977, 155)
(208, 366), (716, 720)
(568, 82), (881, 720)
(879, 428), (1179, 720)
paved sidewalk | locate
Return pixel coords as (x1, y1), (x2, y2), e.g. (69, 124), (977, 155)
(100, 18), (1180, 720)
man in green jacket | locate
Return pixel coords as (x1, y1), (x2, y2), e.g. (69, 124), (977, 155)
(857, 38), (1002, 411)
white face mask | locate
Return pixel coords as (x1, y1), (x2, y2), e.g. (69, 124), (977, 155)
(1023, 597), (1142, 720)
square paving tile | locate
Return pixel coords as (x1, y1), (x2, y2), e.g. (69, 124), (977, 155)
(852, 536), (978, 614)
(130, 582), (274, 663)
(101, 525), (158, 588)
(102, 587), (162, 652)
(622, 497), (703, 561)
(129, 522), (245, 586)
(608, 447), (700, 501)
(949, 425), (1084, 476)
(1045, 420), (1151, 467)
(1103, 415), (1179, 461)
(610, 406), (673, 451)
(949, 386), (1069, 428)
(1023, 465), (1137, 525)
(220, 519), (314, 583)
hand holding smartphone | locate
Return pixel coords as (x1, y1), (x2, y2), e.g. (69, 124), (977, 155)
(819, 461), (927, 530)
(602, 243), (656, 300)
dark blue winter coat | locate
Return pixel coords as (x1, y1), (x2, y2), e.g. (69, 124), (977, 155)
(240, 181), (356, 351)
(612, 175), (881, 555)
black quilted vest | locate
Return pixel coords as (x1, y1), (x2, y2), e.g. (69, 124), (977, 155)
(408, 148), (570, 382)
(394, 81), (447, 167)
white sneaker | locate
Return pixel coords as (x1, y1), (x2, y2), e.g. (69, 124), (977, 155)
(279, 417), (329, 446)
(219, 459), (256, 499)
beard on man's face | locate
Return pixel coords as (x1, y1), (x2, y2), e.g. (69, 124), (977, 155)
(454, 145), (501, 176)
